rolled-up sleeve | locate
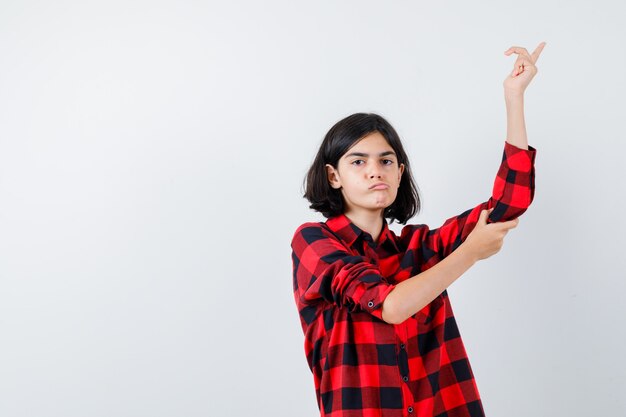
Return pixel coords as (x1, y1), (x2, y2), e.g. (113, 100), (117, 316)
(291, 223), (395, 320)
(490, 140), (537, 216)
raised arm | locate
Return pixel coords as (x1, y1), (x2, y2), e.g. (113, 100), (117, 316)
(399, 42), (545, 268)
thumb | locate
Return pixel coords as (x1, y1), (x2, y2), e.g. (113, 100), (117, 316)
(480, 207), (494, 223)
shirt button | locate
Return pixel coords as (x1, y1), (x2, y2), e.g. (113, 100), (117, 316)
(367, 301), (374, 308)
(408, 406), (414, 413)
(403, 376), (409, 382)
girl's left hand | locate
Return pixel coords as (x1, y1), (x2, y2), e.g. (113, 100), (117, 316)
(503, 42), (546, 95)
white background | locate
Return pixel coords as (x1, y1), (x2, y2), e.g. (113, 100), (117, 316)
(1, 1), (624, 416)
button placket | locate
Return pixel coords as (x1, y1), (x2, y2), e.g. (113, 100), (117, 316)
(398, 341), (409, 385)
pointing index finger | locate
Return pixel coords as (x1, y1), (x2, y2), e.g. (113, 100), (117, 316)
(531, 41), (546, 63)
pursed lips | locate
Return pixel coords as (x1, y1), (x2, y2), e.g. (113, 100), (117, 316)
(369, 183), (389, 190)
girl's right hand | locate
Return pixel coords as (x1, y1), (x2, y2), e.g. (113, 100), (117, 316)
(462, 208), (520, 261)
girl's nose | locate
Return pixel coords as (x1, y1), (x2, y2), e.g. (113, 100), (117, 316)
(368, 164), (382, 178)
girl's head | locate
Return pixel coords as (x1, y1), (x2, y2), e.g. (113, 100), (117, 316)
(303, 112), (421, 225)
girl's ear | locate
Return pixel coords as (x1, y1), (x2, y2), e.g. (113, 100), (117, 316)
(325, 163), (341, 189)
(398, 163), (405, 182)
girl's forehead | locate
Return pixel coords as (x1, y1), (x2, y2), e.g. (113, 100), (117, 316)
(343, 137), (396, 158)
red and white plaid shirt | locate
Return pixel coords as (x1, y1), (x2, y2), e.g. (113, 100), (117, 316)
(291, 140), (537, 417)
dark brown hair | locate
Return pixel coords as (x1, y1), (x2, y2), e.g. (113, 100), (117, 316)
(302, 112), (421, 225)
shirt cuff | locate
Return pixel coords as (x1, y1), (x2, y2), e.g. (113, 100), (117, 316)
(361, 280), (396, 321)
(504, 140), (537, 172)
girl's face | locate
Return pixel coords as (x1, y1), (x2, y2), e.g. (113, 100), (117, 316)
(325, 131), (405, 216)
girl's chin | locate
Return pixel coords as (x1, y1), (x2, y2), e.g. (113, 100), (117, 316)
(367, 200), (393, 208)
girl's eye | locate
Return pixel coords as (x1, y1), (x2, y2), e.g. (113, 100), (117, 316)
(351, 159), (395, 166)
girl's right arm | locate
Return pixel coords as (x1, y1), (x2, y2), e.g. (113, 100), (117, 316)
(381, 208), (519, 325)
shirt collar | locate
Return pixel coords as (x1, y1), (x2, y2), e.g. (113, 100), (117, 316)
(324, 213), (399, 251)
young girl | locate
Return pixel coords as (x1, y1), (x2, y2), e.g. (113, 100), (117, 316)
(291, 43), (545, 417)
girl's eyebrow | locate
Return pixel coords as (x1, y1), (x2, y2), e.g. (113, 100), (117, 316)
(345, 151), (397, 158)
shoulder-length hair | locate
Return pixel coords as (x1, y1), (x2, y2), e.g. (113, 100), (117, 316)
(302, 112), (421, 225)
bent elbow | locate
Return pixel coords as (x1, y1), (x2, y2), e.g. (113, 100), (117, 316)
(381, 296), (404, 325)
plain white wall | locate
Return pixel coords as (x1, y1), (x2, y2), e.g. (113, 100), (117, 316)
(1, 0), (624, 416)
